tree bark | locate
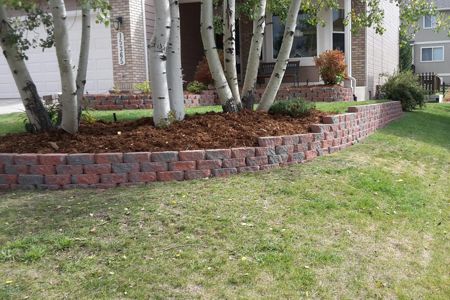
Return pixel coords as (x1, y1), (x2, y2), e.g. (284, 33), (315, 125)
(241, 0), (266, 110)
(223, 0), (241, 104)
(258, 0), (301, 111)
(167, 0), (185, 121)
(149, 0), (171, 127)
(0, 5), (53, 132)
(50, 0), (79, 134)
(76, 1), (91, 124)
(200, 0), (239, 113)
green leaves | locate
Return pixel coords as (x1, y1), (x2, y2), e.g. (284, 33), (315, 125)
(1, 0), (111, 60)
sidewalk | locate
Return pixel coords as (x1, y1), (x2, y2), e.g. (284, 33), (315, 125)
(0, 99), (24, 115)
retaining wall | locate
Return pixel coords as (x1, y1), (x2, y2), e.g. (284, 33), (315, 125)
(0, 102), (403, 191)
(44, 86), (352, 111)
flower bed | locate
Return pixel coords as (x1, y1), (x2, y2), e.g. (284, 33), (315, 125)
(258, 85), (353, 102)
(0, 102), (403, 191)
(44, 86), (353, 111)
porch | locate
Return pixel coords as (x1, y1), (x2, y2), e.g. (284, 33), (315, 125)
(179, 0), (358, 96)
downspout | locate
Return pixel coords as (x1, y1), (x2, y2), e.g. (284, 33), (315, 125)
(142, 0), (149, 81)
(344, 0), (356, 98)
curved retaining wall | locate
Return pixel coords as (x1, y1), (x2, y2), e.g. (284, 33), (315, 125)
(0, 102), (403, 191)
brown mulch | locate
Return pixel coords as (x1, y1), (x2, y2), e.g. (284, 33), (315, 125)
(0, 110), (329, 154)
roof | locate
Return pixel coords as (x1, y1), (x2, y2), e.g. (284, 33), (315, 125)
(431, 0), (450, 9)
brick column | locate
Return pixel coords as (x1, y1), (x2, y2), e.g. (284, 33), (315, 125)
(110, 0), (147, 91)
(351, 0), (367, 87)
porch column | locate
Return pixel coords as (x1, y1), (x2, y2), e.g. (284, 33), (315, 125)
(344, 0), (352, 76)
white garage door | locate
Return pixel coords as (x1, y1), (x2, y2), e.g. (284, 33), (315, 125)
(0, 11), (114, 99)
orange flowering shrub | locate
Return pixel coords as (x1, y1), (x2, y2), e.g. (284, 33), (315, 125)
(314, 50), (347, 85)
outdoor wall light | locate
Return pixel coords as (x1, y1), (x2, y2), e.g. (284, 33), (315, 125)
(113, 16), (123, 31)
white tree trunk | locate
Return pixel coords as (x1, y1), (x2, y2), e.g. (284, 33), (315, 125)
(241, 0), (266, 109)
(258, 0), (301, 111)
(50, 0), (78, 134)
(223, 0), (241, 104)
(167, 0), (185, 121)
(0, 5), (53, 132)
(200, 0), (239, 112)
(149, 1), (171, 127)
(76, 1), (91, 123)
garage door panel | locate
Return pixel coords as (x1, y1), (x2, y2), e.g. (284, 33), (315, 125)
(0, 12), (113, 99)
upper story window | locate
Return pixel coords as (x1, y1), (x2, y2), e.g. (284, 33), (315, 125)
(421, 46), (444, 62)
(272, 12), (317, 59)
(333, 9), (345, 52)
(423, 15), (437, 29)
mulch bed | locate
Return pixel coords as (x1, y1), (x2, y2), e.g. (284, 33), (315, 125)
(0, 110), (329, 154)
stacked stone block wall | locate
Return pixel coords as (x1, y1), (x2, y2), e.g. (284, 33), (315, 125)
(0, 102), (403, 191)
(46, 86), (353, 111)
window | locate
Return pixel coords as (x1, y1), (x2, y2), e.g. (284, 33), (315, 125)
(272, 13), (317, 59)
(423, 15), (437, 29)
(333, 9), (345, 52)
(421, 47), (444, 62)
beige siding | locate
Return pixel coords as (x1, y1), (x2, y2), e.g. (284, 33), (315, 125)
(366, 0), (399, 98)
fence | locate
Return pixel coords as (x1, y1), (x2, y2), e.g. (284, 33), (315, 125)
(418, 72), (441, 95)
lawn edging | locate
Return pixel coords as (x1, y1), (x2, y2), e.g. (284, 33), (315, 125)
(0, 101), (403, 191)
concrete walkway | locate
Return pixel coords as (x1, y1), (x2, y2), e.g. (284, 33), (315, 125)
(0, 99), (24, 115)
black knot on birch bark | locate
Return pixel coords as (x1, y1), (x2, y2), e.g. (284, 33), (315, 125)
(288, 31), (294, 36)
(275, 73), (280, 78)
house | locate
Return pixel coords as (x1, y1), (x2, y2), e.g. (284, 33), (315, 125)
(411, 0), (450, 84)
(0, 0), (399, 101)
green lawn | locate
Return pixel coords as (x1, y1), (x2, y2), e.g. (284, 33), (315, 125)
(0, 100), (384, 136)
(0, 104), (449, 298)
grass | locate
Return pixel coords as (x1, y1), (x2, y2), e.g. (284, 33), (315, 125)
(0, 101), (382, 136)
(0, 103), (449, 299)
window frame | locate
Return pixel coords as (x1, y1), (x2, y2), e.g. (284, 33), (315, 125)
(264, 13), (319, 66)
(423, 15), (437, 29)
(420, 46), (445, 62)
(332, 8), (345, 52)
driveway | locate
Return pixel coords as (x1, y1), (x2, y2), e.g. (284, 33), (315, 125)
(0, 99), (24, 115)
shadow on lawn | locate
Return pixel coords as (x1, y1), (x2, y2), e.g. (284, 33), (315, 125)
(381, 105), (450, 150)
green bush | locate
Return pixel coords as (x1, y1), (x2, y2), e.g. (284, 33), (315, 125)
(134, 81), (151, 94)
(268, 98), (316, 118)
(186, 81), (207, 94)
(380, 71), (426, 111)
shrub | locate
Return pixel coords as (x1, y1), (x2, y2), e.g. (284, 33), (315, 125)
(314, 50), (347, 85)
(268, 98), (316, 118)
(134, 81), (151, 94)
(380, 71), (426, 111)
(186, 81), (207, 94)
(194, 51), (224, 84)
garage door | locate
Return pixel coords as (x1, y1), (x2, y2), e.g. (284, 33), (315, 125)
(0, 11), (114, 99)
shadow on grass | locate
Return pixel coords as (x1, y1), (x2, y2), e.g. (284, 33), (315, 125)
(381, 104), (450, 150)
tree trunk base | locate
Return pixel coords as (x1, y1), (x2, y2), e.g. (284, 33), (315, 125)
(23, 81), (53, 132)
(242, 90), (255, 110)
(222, 98), (242, 113)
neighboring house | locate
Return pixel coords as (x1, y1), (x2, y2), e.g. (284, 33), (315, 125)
(0, 0), (399, 101)
(412, 0), (450, 84)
